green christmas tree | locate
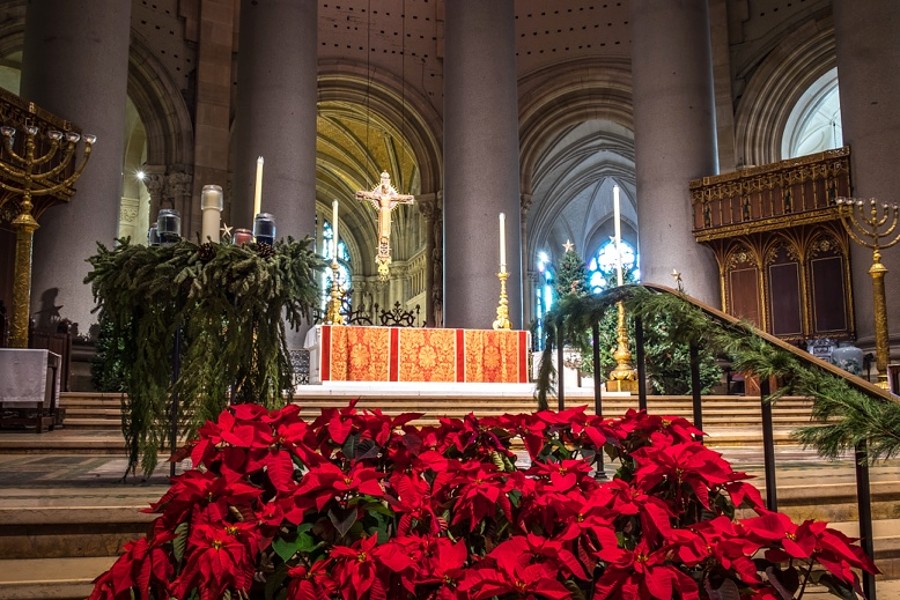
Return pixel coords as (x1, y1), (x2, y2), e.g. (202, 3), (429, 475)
(554, 240), (591, 299)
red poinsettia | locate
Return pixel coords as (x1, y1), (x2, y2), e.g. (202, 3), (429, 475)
(89, 402), (879, 600)
(171, 521), (261, 600)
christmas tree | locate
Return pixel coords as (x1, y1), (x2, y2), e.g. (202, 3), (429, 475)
(554, 240), (591, 299)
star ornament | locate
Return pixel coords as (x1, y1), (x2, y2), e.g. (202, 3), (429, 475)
(220, 222), (234, 242)
(563, 239), (574, 252)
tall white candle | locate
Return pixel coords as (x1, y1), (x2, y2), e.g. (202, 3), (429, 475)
(332, 199), (339, 263)
(613, 184), (624, 287)
(499, 212), (507, 273)
(253, 156), (264, 218)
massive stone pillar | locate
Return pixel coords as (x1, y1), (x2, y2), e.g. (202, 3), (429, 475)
(833, 0), (900, 357)
(630, 0), (719, 305)
(20, 0), (132, 334)
(234, 0), (317, 346)
(234, 0), (317, 240)
(443, 0), (522, 329)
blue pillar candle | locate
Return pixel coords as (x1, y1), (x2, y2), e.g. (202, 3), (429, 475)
(156, 209), (181, 245)
(253, 212), (276, 245)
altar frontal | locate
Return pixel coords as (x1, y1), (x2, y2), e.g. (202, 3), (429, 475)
(306, 325), (530, 384)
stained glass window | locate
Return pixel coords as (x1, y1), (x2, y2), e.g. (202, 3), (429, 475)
(322, 220), (352, 308)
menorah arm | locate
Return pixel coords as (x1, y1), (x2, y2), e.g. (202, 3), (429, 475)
(33, 145), (94, 196)
(33, 144), (79, 182)
(879, 214), (899, 240)
(2, 141), (28, 165)
(31, 140), (62, 168)
(0, 179), (26, 195)
(841, 215), (878, 250)
(0, 160), (26, 180)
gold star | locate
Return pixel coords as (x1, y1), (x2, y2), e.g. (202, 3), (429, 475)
(562, 239), (574, 252)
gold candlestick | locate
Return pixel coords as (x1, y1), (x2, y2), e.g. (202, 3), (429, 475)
(836, 197), (900, 388)
(492, 271), (511, 330)
(607, 300), (637, 392)
(0, 123), (95, 348)
(325, 261), (344, 325)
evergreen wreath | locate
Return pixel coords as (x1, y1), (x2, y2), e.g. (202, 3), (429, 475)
(85, 237), (324, 475)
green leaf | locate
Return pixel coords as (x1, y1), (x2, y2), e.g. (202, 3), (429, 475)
(328, 506), (358, 538)
(172, 521), (189, 564)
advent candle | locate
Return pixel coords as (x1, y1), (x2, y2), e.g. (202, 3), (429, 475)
(332, 199), (340, 263)
(200, 185), (223, 243)
(499, 212), (507, 273)
(613, 184), (623, 287)
(253, 156), (264, 218)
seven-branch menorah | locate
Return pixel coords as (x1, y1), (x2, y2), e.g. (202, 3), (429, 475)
(0, 123), (95, 347)
(836, 197), (900, 388)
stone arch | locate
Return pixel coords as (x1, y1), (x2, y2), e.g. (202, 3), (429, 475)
(127, 32), (194, 169)
(517, 57), (635, 269)
(315, 62), (443, 313)
(318, 60), (442, 196)
(734, 13), (836, 167)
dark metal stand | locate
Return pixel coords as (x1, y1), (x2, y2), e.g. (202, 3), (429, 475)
(855, 440), (876, 600)
(634, 316), (647, 410)
(759, 378), (777, 511)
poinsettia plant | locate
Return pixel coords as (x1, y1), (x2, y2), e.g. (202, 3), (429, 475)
(89, 402), (877, 600)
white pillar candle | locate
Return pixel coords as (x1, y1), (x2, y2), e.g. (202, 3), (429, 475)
(332, 199), (339, 263)
(613, 184), (624, 287)
(499, 212), (507, 273)
(200, 184), (223, 243)
(253, 156), (264, 218)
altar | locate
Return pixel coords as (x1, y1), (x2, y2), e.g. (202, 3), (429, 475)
(305, 325), (530, 384)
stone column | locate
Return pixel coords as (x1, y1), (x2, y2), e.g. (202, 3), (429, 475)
(142, 165), (167, 227)
(20, 0), (132, 334)
(166, 169), (194, 236)
(630, 0), (720, 305)
(234, 0), (317, 240)
(234, 0), (317, 348)
(833, 0), (900, 355)
(417, 193), (437, 326)
(444, 0), (522, 329)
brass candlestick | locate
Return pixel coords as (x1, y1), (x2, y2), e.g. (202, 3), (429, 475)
(607, 300), (637, 392)
(325, 261), (345, 325)
(0, 124), (95, 348)
(836, 197), (900, 388)
(492, 271), (511, 330)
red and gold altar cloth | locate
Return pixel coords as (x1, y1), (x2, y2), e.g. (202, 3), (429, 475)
(314, 325), (530, 383)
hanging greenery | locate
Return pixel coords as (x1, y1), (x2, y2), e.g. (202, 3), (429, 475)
(535, 284), (900, 463)
(85, 237), (324, 475)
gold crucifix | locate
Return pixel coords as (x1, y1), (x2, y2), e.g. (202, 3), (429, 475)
(355, 171), (415, 279)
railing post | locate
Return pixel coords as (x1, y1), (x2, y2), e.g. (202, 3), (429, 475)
(855, 439), (876, 600)
(169, 327), (182, 479)
(634, 315), (647, 410)
(591, 322), (606, 479)
(556, 325), (565, 411)
(689, 343), (703, 441)
(591, 323), (603, 418)
(760, 377), (777, 511)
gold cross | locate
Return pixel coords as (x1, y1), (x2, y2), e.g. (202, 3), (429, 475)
(355, 171), (415, 279)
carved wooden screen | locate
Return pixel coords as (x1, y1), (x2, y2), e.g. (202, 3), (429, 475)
(692, 149), (854, 343)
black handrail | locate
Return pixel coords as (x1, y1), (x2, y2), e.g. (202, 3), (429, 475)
(539, 282), (894, 598)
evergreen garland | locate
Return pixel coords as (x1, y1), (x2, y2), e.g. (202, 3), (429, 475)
(85, 237), (323, 475)
(535, 284), (900, 463)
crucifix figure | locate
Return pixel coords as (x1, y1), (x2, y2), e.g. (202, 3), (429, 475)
(355, 171), (415, 279)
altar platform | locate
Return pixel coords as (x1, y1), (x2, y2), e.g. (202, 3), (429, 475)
(305, 325), (530, 384)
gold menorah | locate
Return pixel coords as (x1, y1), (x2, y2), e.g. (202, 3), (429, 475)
(836, 197), (900, 388)
(0, 123), (95, 348)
